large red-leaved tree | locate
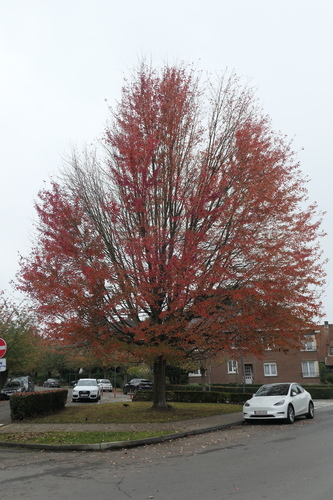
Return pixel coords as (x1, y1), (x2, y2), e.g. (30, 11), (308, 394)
(18, 63), (326, 408)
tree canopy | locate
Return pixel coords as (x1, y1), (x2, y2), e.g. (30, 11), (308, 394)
(17, 63), (326, 408)
(0, 296), (44, 384)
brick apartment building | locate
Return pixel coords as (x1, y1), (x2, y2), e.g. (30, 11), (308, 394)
(188, 325), (331, 386)
(316, 321), (333, 368)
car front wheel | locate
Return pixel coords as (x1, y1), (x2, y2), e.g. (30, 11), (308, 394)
(286, 404), (295, 424)
(306, 401), (315, 419)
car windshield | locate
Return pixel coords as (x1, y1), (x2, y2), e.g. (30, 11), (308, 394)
(255, 384), (290, 397)
(99, 380), (110, 384)
(77, 380), (97, 386)
(5, 380), (21, 388)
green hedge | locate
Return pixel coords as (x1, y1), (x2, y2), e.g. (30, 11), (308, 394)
(10, 389), (68, 421)
(134, 390), (251, 405)
(135, 385), (333, 404)
(305, 386), (333, 399)
(167, 384), (259, 394)
(168, 384), (333, 399)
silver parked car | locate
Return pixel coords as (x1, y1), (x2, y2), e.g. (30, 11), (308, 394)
(97, 379), (113, 391)
(43, 378), (61, 388)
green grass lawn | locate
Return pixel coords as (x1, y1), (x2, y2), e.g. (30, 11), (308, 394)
(30, 401), (242, 424)
(0, 401), (242, 446)
(0, 430), (167, 445)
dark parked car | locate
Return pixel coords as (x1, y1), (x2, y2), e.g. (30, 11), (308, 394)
(0, 379), (26, 400)
(123, 378), (153, 394)
(43, 378), (61, 388)
(9, 376), (35, 392)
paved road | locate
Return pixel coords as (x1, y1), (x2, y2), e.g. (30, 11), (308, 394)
(0, 405), (333, 499)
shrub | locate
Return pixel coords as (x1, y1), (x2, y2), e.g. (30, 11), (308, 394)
(305, 386), (333, 399)
(134, 390), (251, 405)
(10, 389), (68, 421)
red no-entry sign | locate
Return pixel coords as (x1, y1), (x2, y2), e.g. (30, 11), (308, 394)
(0, 338), (7, 358)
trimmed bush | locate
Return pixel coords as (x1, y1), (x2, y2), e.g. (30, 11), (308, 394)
(135, 385), (333, 404)
(167, 384), (260, 394)
(305, 386), (333, 399)
(134, 390), (251, 405)
(168, 384), (333, 399)
(10, 389), (68, 421)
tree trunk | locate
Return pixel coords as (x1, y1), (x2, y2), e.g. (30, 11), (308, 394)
(200, 366), (206, 391)
(152, 355), (168, 409)
(0, 369), (8, 388)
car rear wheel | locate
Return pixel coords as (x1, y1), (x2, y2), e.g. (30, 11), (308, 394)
(306, 401), (315, 419)
(286, 404), (295, 424)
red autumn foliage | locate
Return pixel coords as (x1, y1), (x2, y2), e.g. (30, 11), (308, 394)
(17, 63), (326, 408)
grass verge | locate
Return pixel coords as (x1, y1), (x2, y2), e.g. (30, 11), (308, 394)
(0, 430), (167, 445)
(29, 401), (242, 424)
(0, 402), (242, 445)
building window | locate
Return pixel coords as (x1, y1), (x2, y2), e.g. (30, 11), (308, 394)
(188, 368), (201, 377)
(302, 361), (318, 377)
(330, 347), (333, 355)
(227, 360), (238, 374)
(301, 335), (317, 351)
(264, 363), (277, 376)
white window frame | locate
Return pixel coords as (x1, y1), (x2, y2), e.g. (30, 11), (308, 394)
(302, 361), (318, 378)
(227, 360), (238, 374)
(188, 368), (201, 377)
(301, 335), (317, 352)
(264, 362), (277, 376)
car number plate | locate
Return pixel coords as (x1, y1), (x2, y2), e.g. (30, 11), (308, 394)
(254, 411), (267, 415)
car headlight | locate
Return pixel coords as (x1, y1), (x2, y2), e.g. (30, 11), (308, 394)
(274, 399), (285, 406)
(244, 401), (250, 407)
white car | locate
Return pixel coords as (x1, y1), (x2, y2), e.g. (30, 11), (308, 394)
(243, 382), (314, 424)
(97, 379), (113, 392)
(72, 378), (101, 403)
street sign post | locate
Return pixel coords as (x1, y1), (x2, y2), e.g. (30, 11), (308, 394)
(0, 338), (7, 359)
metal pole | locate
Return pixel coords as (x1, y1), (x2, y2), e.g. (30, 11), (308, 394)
(241, 353), (245, 393)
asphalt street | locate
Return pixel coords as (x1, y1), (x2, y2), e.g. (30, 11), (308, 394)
(0, 405), (333, 500)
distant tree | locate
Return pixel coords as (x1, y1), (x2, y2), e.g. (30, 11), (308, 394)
(0, 296), (43, 385)
(39, 343), (70, 379)
(18, 63), (326, 409)
(166, 364), (189, 385)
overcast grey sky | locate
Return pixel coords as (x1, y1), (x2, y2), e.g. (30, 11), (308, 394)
(1, 0), (332, 319)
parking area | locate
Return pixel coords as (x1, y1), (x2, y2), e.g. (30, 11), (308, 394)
(66, 388), (132, 405)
